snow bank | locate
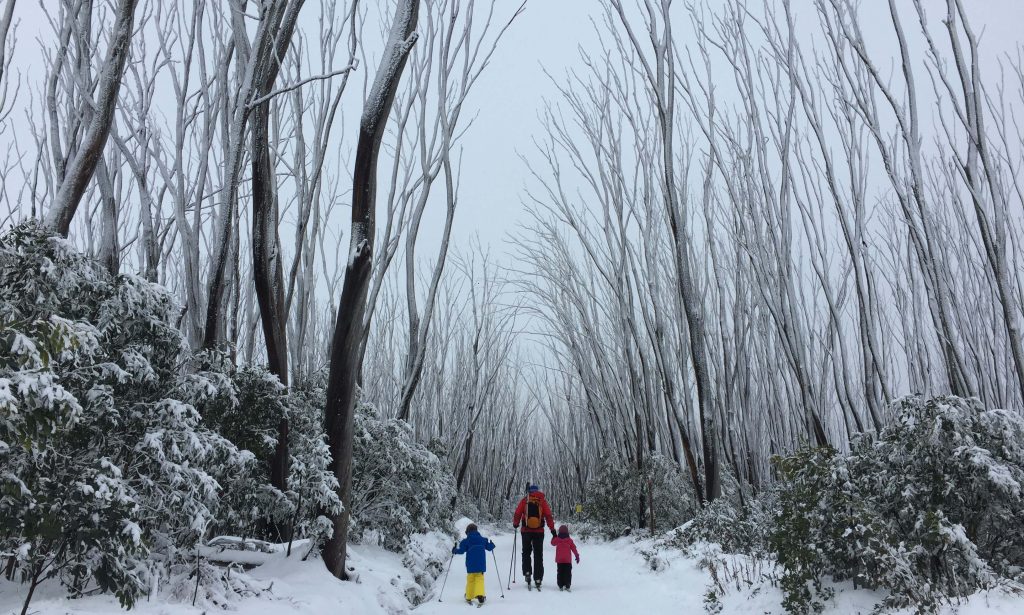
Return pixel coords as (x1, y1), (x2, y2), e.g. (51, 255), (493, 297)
(4, 530), (1021, 614)
(632, 532), (1024, 615)
(0, 532), (454, 615)
(453, 516), (475, 534)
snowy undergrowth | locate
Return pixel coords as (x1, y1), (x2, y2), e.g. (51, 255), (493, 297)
(0, 531), (454, 615)
(0, 223), (457, 613)
(633, 532), (1024, 615)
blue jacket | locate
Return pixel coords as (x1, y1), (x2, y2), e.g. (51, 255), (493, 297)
(453, 530), (495, 573)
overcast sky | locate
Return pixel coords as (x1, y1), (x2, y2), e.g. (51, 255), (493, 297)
(3, 0), (1023, 262)
(417, 0), (1024, 263)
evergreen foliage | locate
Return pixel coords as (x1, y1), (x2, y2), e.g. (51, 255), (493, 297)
(0, 223), (242, 607)
(770, 395), (1024, 613)
(197, 366), (340, 544)
(0, 223), (340, 609)
(673, 493), (774, 557)
(584, 452), (696, 537)
(348, 401), (455, 550)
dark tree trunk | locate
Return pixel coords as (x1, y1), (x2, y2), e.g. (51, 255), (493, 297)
(204, 0), (305, 351)
(96, 158), (120, 276)
(322, 0), (420, 580)
(251, 66), (291, 493)
(452, 428), (476, 508)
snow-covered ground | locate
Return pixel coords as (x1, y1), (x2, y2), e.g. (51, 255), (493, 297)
(420, 528), (1024, 615)
(420, 528), (705, 613)
(2, 525), (1022, 614)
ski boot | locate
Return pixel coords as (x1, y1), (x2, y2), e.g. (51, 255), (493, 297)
(534, 579), (542, 591)
(524, 573), (532, 590)
(476, 596), (486, 608)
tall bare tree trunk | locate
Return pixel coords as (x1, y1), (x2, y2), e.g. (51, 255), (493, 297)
(204, 0), (305, 351)
(45, 0), (138, 236)
(610, 0), (723, 500)
(322, 0), (420, 580)
(247, 0), (306, 494)
(95, 158), (119, 276)
(253, 98), (291, 491)
(0, 1), (16, 88)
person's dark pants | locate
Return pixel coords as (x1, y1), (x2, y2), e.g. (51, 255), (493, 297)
(520, 532), (545, 581)
(556, 563), (573, 589)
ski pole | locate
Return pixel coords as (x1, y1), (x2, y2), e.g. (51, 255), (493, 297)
(438, 551), (455, 602)
(491, 549), (506, 598)
(508, 529), (517, 589)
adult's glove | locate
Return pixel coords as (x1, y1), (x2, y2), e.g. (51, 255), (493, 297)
(575, 556), (580, 564)
(451, 546), (458, 554)
(550, 529), (556, 538)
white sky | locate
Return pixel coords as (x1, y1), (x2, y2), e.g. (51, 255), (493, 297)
(1, 0), (1023, 261)
(451, 0), (1024, 253)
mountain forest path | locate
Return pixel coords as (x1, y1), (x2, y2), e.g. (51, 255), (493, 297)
(417, 528), (703, 613)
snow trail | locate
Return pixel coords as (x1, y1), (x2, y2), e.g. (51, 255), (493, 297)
(419, 529), (704, 613)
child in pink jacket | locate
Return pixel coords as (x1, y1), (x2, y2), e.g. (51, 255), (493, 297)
(550, 524), (580, 591)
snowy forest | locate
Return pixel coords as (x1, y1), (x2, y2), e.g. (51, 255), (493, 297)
(1, 0), (1023, 614)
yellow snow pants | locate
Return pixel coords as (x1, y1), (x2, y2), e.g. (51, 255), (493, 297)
(465, 573), (485, 600)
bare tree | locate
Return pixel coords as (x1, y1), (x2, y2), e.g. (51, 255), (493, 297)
(608, 0), (724, 499)
(912, 0), (1024, 403)
(0, 0), (15, 100)
(0, 0), (20, 220)
(240, 0), (308, 494)
(44, 0), (139, 237)
(393, 0), (525, 422)
(203, 0), (307, 351)
(322, 0), (420, 580)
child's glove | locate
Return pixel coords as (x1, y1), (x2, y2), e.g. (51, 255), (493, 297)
(550, 529), (556, 538)
(451, 546), (457, 554)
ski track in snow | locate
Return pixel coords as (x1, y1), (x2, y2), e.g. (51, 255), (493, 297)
(419, 529), (703, 613)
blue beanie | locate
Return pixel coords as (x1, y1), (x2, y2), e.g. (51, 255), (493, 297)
(528, 484), (539, 493)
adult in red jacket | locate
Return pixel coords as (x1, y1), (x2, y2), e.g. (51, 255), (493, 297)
(512, 484), (556, 588)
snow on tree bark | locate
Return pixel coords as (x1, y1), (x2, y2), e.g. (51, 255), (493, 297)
(44, 0), (139, 237)
(322, 0), (420, 581)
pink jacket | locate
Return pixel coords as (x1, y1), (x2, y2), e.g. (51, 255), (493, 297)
(550, 536), (580, 564)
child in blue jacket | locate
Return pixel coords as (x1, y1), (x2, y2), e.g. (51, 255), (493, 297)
(452, 523), (496, 605)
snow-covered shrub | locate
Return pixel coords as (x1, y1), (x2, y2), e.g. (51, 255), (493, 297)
(196, 366), (340, 545)
(770, 447), (847, 614)
(348, 401), (455, 550)
(399, 530), (454, 605)
(848, 395), (1023, 605)
(201, 365), (284, 464)
(165, 557), (271, 609)
(770, 395), (1024, 613)
(672, 493), (774, 556)
(584, 452), (696, 537)
(196, 363), (291, 538)
(285, 378), (342, 545)
(0, 223), (246, 608)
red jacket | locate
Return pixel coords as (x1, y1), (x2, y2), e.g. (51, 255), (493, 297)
(512, 491), (555, 534)
(550, 535), (580, 564)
